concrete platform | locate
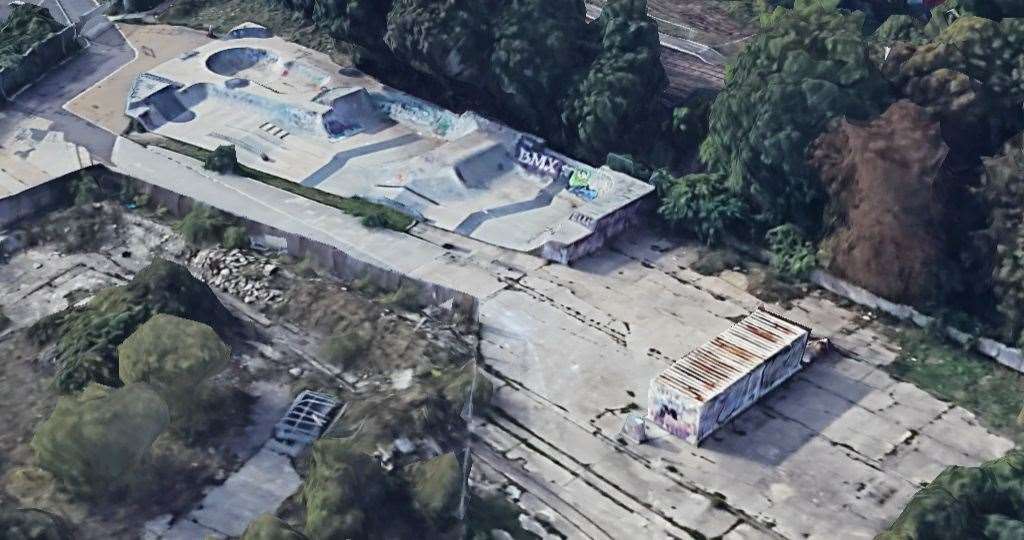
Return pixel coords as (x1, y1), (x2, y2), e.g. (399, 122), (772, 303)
(123, 24), (653, 262)
(108, 137), (1014, 539)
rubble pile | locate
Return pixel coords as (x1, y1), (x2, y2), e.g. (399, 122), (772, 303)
(192, 248), (283, 305)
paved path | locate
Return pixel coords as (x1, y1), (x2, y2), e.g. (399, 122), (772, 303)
(111, 138), (1013, 539)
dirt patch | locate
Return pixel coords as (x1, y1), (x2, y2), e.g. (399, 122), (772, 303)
(810, 100), (962, 308)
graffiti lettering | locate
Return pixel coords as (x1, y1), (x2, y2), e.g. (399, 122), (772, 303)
(516, 147), (563, 176)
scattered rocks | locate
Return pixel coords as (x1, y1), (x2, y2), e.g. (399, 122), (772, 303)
(192, 248), (284, 305)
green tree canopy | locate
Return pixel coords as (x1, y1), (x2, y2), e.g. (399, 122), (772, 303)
(384, 0), (495, 84)
(118, 313), (231, 422)
(31, 383), (169, 496)
(560, 0), (668, 163)
(28, 259), (233, 393)
(878, 449), (1024, 539)
(700, 0), (890, 233)
(489, 0), (595, 138)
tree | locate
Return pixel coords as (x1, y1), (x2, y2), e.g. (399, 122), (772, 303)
(488, 0), (595, 137)
(878, 449), (1024, 539)
(313, 0), (394, 47)
(118, 314), (231, 426)
(658, 172), (746, 245)
(700, 0), (890, 233)
(384, 0), (495, 84)
(560, 0), (668, 163)
(881, 16), (1024, 161)
(31, 384), (169, 496)
(28, 259), (233, 392)
(975, 133), (1024, 345)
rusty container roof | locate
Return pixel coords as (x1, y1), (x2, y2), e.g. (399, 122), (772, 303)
(653, 306), (810, 404)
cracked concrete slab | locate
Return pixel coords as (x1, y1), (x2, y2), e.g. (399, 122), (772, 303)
(101, 140), (1014, 539)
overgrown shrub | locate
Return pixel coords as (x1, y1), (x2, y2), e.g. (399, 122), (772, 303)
(71, 173), (100, 206)
(766, 224), (817, 279)
(879, 449), (1024, 539)
(28, 259), (233, 392)
(407, 453), (462, 526)
(318, 328), (371, 371)
(31, 383), (170, 497)
(240, 514), (306, 540)
(0, 508), (73, 540)
(204, 145), (239, 174)
(221, 225), (250, 249)
(118, 314), (231, 431)
(175, 204), (233, 246)
(658, 173), (746, 244)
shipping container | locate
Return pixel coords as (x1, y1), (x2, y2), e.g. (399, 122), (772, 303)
(648, 306), (810, 445)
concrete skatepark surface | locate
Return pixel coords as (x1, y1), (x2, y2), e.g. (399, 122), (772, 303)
(124, 26), (653, 262)
(110, 137), (1013, 539)
(2, 16), (1017, 540)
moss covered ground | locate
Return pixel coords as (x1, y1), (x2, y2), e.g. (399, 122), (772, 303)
(886, 328), (1024, 446)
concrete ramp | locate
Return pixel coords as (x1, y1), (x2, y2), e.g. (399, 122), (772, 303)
(453, 144), (511, 189)
(321, 88), (383, 137)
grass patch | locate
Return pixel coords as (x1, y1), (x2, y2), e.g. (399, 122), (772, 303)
(886, 328), (1024, 446)
(147, 138), (415, 231)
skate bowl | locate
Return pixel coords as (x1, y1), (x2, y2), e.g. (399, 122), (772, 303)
(172, 83), (327, 137)
(205, 47), (333, 93)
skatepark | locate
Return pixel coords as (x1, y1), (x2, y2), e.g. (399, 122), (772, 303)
(124, 26), (654, 262)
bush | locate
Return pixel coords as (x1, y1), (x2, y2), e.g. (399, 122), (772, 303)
(118, 314), (231, 428)
(766, 224), (817, 279)
(71, 173), (100, 206)
(0, 508), (73, 540)
(880, 449), (1024, 539)
(408, 453), (463, 526)
(204, 145), (238, 174)
(240, 514), (306, 540)
(175, 204), (233, 247)
(318, 328), (371, 371)
(302, 434), (403, 538)
(658, 173), (746, 244)
(28, 259), (233, 392)
(221, 225), (249, 249)
(31, 383), (170, 497)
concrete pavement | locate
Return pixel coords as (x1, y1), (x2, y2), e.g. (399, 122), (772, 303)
(111, 136), (1013, 539)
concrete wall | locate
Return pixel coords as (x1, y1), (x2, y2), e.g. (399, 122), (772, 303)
(0, 172), (75, 229)
(0, 167), (477, 323)
(92, 169), (479, 322)
(0, 25), (80, 100)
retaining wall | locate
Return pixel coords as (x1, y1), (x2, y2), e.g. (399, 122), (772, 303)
(0, 168), (477, 323)
(0, 25), (80, 100)
(98, 169), (479, 321)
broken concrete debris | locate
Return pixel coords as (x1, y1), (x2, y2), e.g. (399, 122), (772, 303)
(192, 248), (283, 305)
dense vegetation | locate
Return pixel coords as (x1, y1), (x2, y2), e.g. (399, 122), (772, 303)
(0, 4), (62, 69)
(28, 259), (234, 392)
(657, 0), (1024, 349)
(268, 0), (679, 168)
(878, 449), (1024, 539)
